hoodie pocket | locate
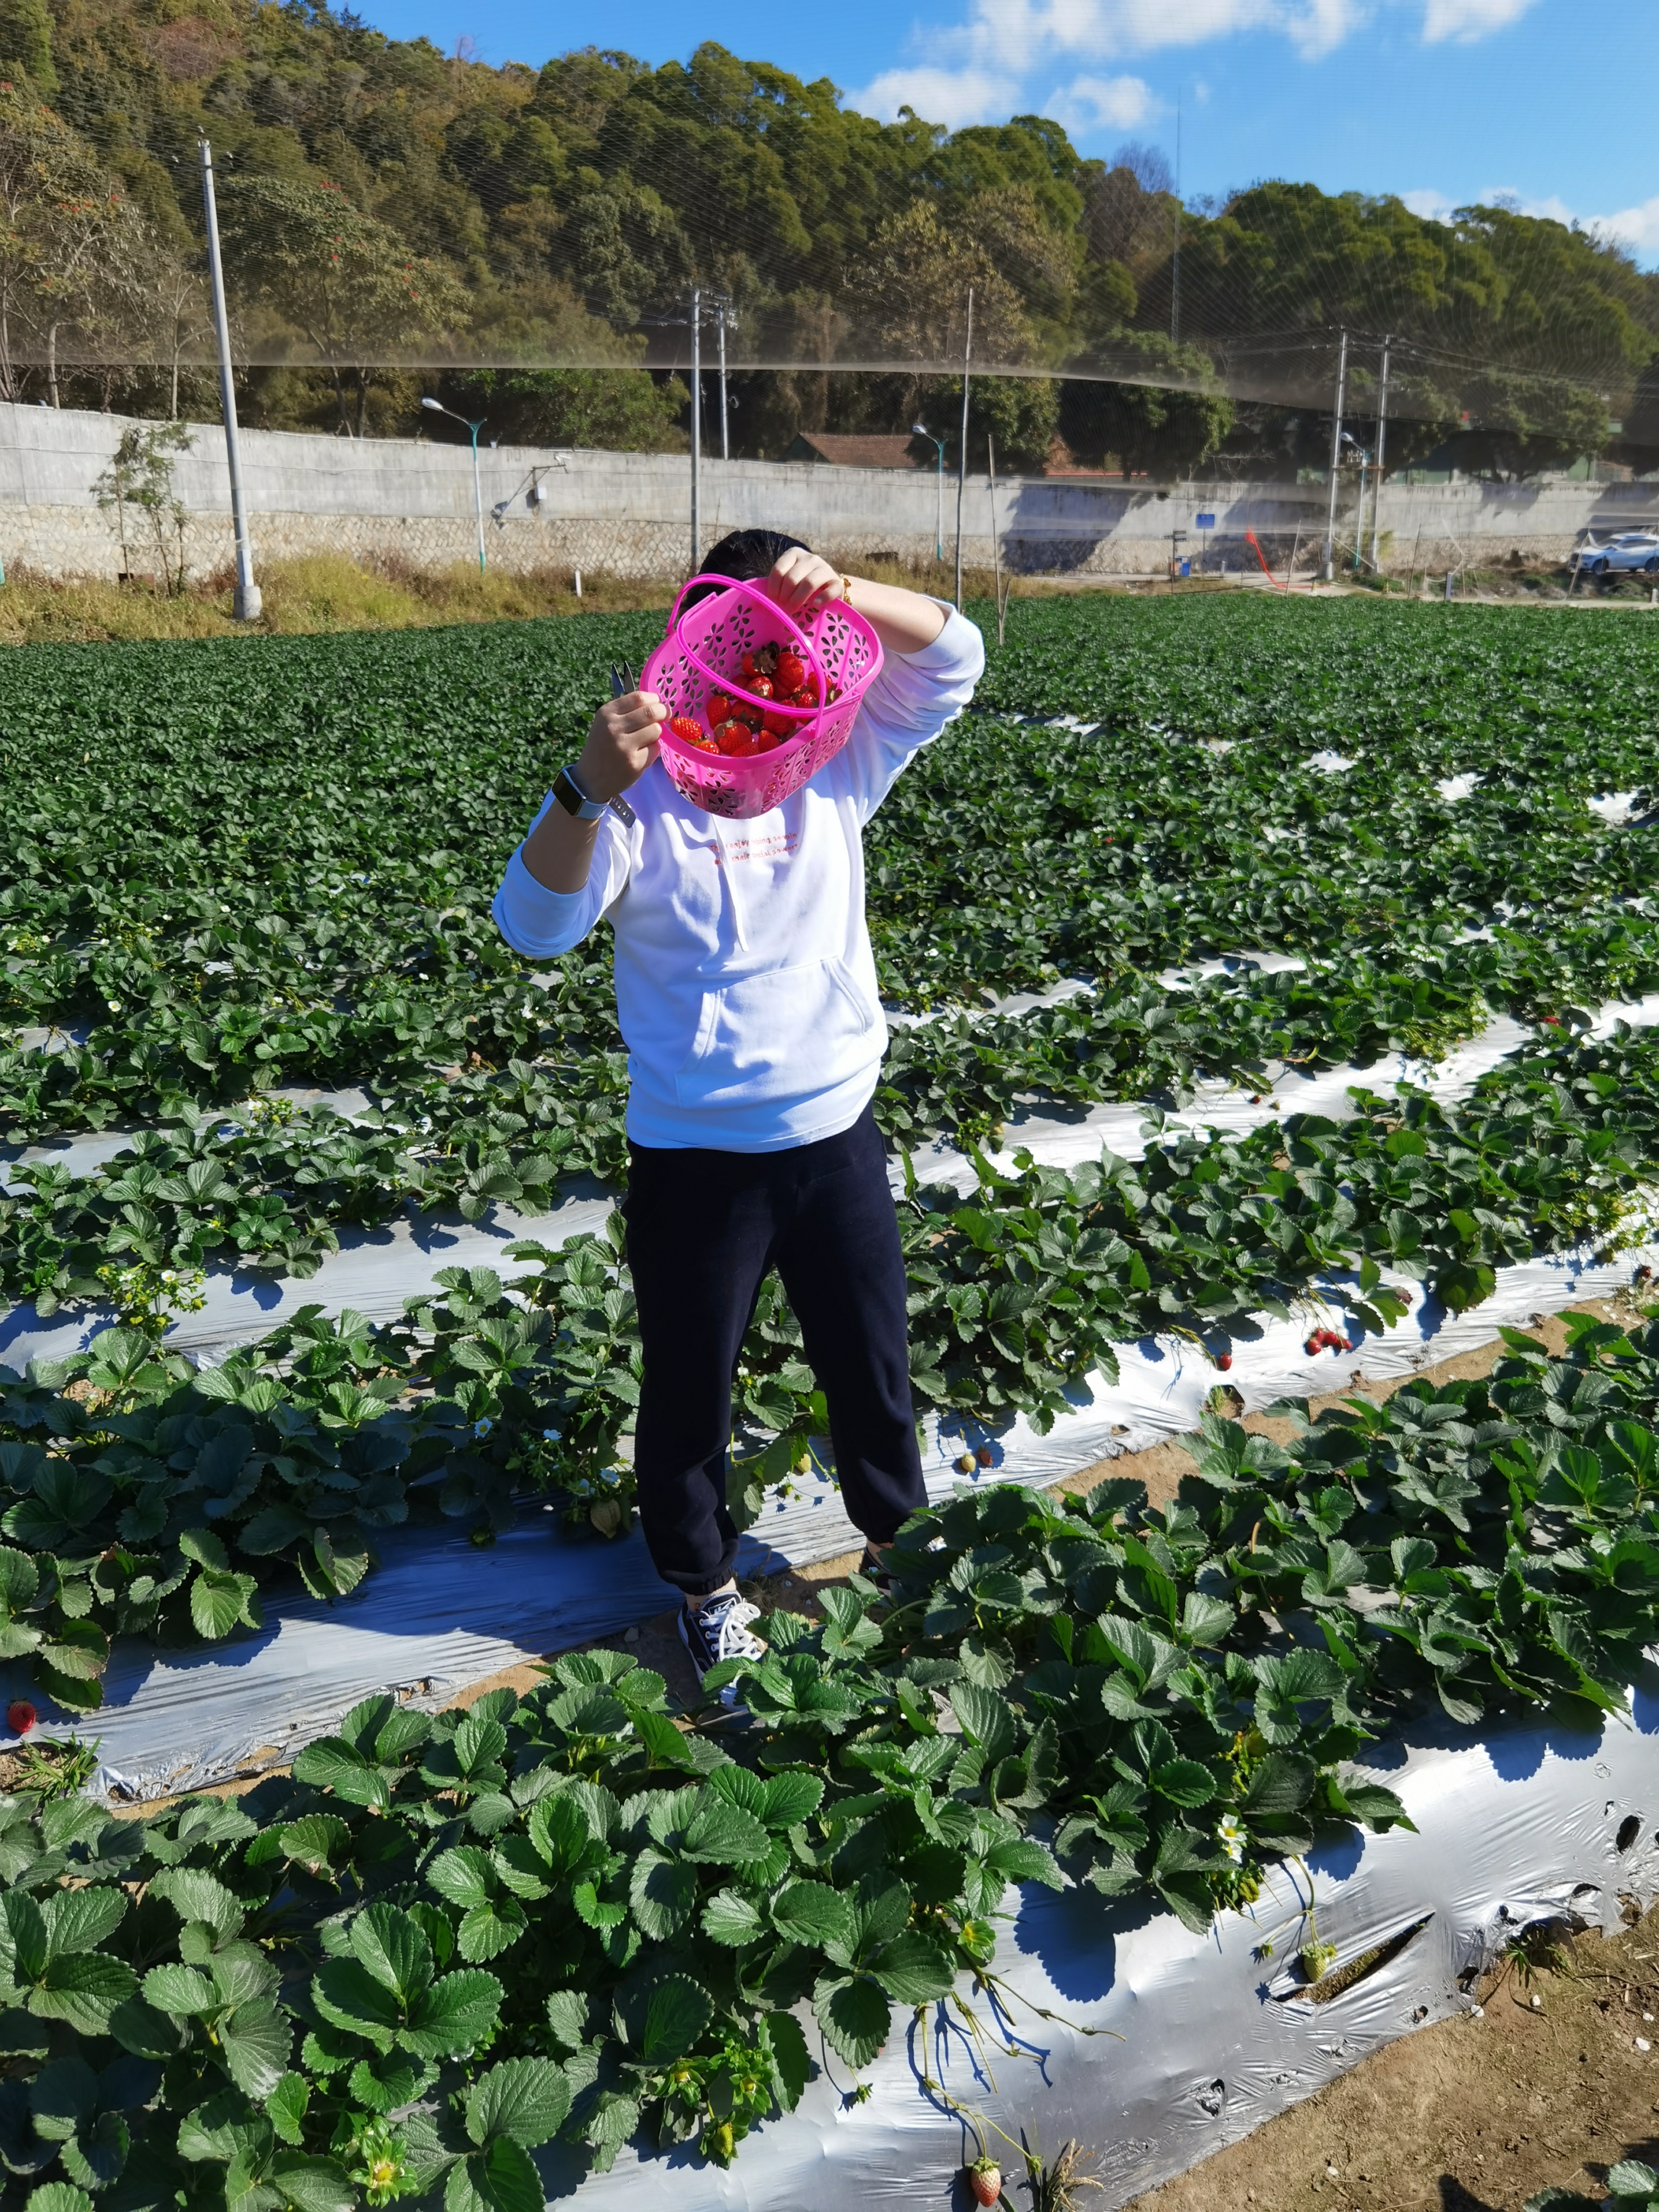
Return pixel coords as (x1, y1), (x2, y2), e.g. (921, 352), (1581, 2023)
(674, 958), (879, 1108)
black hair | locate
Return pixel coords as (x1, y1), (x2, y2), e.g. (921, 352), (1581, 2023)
(684, 527), (812, 608)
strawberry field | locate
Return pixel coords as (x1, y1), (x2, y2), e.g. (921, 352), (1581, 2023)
(4, 595), (1659, 2201)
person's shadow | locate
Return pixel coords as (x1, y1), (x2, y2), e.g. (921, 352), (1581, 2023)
(1438, 2180), (1500, 2211)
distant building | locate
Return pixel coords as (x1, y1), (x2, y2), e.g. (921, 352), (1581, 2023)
(783, 433), (920, 469)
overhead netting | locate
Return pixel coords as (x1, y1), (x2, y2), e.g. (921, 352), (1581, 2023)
(0, 25), (1654, 464)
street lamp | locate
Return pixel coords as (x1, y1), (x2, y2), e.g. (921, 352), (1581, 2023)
(912, 422), (945, 563)
(422, 395), (487, 574)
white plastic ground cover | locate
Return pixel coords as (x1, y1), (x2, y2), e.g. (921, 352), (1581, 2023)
(5, 993), (1659, 1798)
(12, 990), (1658, 1375)
(529, 1690), (1659, 2209)
(8, 1220), (1656, 1805)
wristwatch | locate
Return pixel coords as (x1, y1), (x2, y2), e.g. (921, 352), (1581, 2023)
(552, 764), (606, 821)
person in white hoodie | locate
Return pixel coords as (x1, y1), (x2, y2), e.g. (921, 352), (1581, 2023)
(493, 530), (984, 1694)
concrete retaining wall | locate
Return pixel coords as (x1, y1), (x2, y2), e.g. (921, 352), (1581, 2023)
(0, 400), (1654, 583)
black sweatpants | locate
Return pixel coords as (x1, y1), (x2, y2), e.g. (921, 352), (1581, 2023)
(623, 1104), (926, 1596)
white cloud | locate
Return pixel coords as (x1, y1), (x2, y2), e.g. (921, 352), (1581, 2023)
(841, 63), (1010, 125)
(1287, 0), (1368, 59)
(1591, 194), (1659, 257)
(1390, 183), (1659, 267)
(1421, 0), (1541, 42)
(1045, 71), (1157, 132)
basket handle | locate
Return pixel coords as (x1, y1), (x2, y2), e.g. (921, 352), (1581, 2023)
(660, 572), (829, 698)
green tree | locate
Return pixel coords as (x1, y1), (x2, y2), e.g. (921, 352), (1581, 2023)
(93, 420), (192, 592)
(218, 175), (469, 437)
(0, 0), (54, 95)
(443, 366), (687, 450)
(1061, 334), (1233, 479)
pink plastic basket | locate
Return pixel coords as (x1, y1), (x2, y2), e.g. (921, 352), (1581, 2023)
(642, 573), (884, 819)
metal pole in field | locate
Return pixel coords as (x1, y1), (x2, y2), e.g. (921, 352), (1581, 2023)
(954, 286), (973, 612)
(1171, 89), (1181, 346)
(689, 286), (701, 575)
(469, 422), (484, 574)
(1371, 333), (1391, 574)
(717, 302), (729, 461)
(987, 430), (1006, 645)
(198, 138), (260, 621)
(1353, 450), (1367, 572)
(1321, 327), (1348, 583)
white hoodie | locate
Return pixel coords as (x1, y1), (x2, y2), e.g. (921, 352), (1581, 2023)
(492, 604), (984, 1151)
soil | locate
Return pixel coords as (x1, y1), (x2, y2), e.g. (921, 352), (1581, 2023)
(1123, 1904), (1659, 2212)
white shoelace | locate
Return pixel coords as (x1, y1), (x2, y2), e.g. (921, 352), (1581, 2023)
(697, 1593), (764, 1664)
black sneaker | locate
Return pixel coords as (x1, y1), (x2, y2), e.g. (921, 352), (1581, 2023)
(679, 1591), (764, 1707)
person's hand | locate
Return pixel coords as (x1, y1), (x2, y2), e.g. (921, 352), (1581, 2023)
(578, 691), (666, 802)
(765, 548), (847, 621)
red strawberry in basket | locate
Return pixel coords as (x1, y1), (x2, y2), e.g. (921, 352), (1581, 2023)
(776, 649), (807, 693)
(800, 671), (821, 704)
(715, 721), (758, 757)
(748, 674), (774, 702)
(668, 716), (707, 745)
(763, 709), (795, 738)
(706, 690), (732, 727)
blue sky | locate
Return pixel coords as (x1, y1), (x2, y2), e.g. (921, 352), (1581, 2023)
(369, 0), (1659, 267)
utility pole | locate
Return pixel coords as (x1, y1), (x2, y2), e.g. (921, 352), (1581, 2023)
(717, 300), (729, 461)
(954, 287), (973, 612)
(1321, 327), (1348, 583)
(198, 139), (260, 621)
(1371, 332), (1392, 575)
(689, 285), (701, 574)
(1171, 90), (1181, 347)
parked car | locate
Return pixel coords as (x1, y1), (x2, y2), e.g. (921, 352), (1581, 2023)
(1578, 530), (1659, 575)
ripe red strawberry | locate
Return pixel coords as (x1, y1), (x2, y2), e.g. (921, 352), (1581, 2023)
(1343, 1336), (1356, 1352)
(800, 671), (821, 704)
(1542, 1015), (1561, 1027)
(706, 690), (732, 726)
(762, 709), (795, 738)
(968, 2157), (1002, 2207)
(667, 716), (706, 746)
(8, 1701), (35, 1736)
(976, 1445), (994, 1467)
(747, 674), (774, 702)
(739, 651), (759, 681)
(776, 649), (806, 693)
(715, 721), (756, 756)
(787, 687), (815, 710)
(751, 731), (779, 752)
(1304, 1334), (1322, 1356)
(1216, 1353), (1233, 1371)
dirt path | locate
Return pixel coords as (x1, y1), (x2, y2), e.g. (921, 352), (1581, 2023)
(1125, 1906), (1659, 2212)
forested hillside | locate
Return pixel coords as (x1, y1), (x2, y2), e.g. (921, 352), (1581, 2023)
(0, 0), (1655, 474)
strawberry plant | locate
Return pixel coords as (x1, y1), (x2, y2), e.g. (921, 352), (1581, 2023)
(5, 1315), (1659, 2191)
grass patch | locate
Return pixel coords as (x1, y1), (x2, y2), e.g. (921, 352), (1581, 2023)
(0, 555), (683, 644)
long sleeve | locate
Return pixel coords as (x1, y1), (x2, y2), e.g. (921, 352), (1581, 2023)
(832, 604), (986, 824)
(491, 793), (633, 959)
